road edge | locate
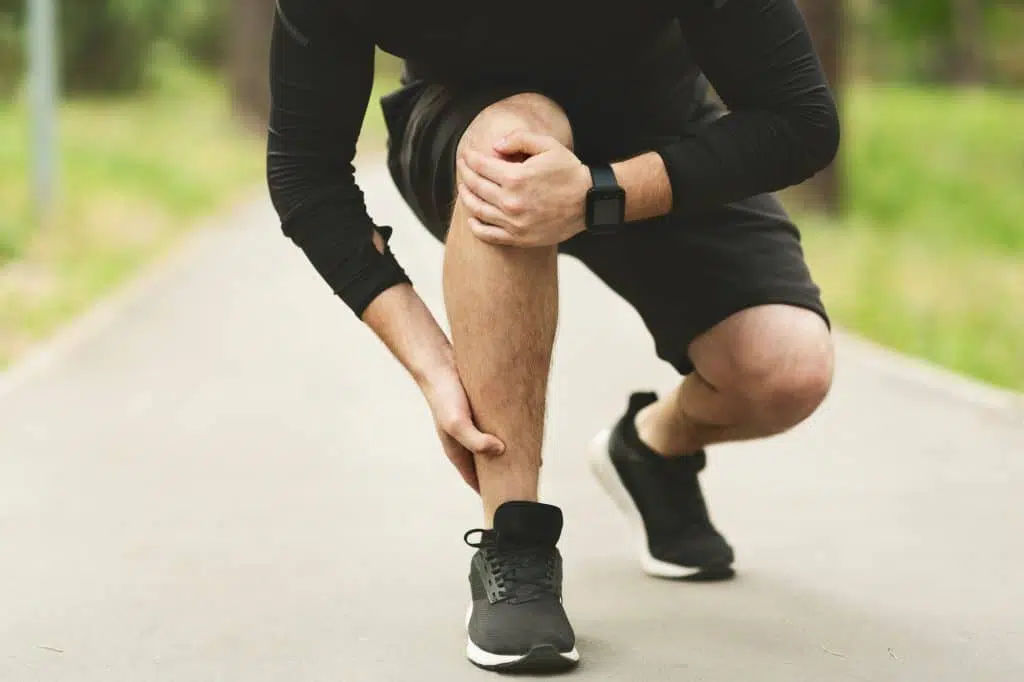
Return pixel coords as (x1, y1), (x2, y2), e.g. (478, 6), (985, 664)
(0, 196), (265, 402)
(834, 331), (1023, 422)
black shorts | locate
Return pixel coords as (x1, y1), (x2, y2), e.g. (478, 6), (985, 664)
(380, 78), (828, 375)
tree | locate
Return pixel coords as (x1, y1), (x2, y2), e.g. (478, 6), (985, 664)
(879, 0), (989, 84)
(229, 0), (274, 128)
(798, 0), (845, 215)
(950, 0), (985, 84)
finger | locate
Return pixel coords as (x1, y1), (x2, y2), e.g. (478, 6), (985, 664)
(462, 147), (522, 186)
(495, 130), (559, 157)
(438, 429), (480, 493)
(456, 157), (506, 207)
(457, 182), (513, 228)
(448, 415), (506, 457)
(468, 217), (519, 247)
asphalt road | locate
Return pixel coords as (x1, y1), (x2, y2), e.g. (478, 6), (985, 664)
(2, 163), (1022, 681)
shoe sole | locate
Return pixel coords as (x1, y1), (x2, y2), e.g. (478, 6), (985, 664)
(465, 604), (580, 673)
(587, 428), (735, 581)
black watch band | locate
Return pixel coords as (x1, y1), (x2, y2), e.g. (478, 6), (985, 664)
(585, 164), (626, 234)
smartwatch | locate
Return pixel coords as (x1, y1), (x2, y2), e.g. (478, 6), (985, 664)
(585, 164), (626, 234)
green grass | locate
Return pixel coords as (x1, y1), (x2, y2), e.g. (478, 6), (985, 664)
(0, 59), (265, 367)
(800, 85), (1024, 391)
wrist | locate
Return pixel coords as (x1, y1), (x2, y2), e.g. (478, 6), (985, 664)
(583, 163), (626, 233)
(611, 152), (672, 222)
(411, 343), (456, 389)
(361, 282), (457, 388)
(573, 163), (593, 233)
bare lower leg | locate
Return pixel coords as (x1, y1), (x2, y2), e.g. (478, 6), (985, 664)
(635, 372), (766, 456)
(444, 202), (558, 525)
(635, 305), (834, 457)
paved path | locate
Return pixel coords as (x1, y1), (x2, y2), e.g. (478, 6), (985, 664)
(2, 163), (1022, 681)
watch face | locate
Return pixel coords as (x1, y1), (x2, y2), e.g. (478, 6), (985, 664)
(592, 197), (622, 226)
(587, 187), (625, 231)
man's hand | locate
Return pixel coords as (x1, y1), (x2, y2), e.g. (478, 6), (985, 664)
(362, 282), (504, 494)
(418, 362), (505, 493)
(456, 130), (592, 247)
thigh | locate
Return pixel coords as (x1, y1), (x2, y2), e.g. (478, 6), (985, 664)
(561, 193), (829, 375)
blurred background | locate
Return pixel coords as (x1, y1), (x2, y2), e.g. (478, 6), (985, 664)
(0, 0), (1021, 390)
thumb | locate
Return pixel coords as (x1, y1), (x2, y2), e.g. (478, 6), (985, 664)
(438, 430), (481, 493)
(494, 130), (558, 157)
(449, 417), (506, 457)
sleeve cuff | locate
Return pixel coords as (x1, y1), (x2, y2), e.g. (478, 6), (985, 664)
(337, 242), (411, 318)
(654, 144), (695, 214)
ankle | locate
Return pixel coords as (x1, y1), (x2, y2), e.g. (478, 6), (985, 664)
(483, 495), (540, 529)
(634, 401), (702, 457)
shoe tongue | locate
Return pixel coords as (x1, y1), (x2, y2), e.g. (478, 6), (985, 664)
(492, 501), (563, 547)
(627, 391), (659, 416)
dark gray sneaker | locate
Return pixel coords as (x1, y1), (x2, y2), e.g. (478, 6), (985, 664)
(464, 501), (579, 673)
(589, 392), (735, 580)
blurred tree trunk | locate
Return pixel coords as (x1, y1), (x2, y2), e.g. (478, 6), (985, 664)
(229, 0), (275, 129)
(797, 0), (845, 216)
(949, 0), (985, 84)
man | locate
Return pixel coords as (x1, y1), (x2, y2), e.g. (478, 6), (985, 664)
(267, 0), (838, 673)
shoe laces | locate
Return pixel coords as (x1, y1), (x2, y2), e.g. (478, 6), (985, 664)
(465, 530), (557, 604)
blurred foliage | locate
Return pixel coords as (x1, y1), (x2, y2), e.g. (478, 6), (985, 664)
(0, 0), (227, 97)
(1, 0), (1023, 96)
(0, 7), (22, 97)
(58, 0), (168, 93)
(857, 0), (1024, 83)
(169, 0), (228, 70)
(880, 0), (955, 41)
(801, 86), (1024, 390)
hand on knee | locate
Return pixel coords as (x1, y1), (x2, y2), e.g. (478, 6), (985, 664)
(453, 94), (586, 249)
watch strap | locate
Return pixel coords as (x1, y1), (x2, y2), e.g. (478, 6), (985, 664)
(589, 164), (618, 190)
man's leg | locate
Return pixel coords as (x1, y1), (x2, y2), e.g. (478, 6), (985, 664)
(381, 92), (578, 671)
(444, 93), (573, 526)
(635, 304), (833, 458)
(565, 186), (831, 578)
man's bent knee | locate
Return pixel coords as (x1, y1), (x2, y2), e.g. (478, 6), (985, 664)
(753, 341), (833, 432)
(711, 307), (834, 433)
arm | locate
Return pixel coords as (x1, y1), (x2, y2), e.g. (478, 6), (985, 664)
(267, 1), (502, 472)
(267, 0), (406, 315)
(267, 0), (438, 376)
(611, 0), (841, 217)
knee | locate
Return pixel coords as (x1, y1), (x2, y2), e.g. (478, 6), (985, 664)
(723, 312), (834, 432)
(456, 92), (573, 164)
(452, 93), (571, 252)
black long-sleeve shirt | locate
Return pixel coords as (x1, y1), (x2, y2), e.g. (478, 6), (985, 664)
(267, 0), (840, 317)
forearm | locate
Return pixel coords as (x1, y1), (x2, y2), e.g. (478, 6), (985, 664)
(269, 0), (407, 314)
(611, 152), (673, 222)
(361, 281), (455, 387)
